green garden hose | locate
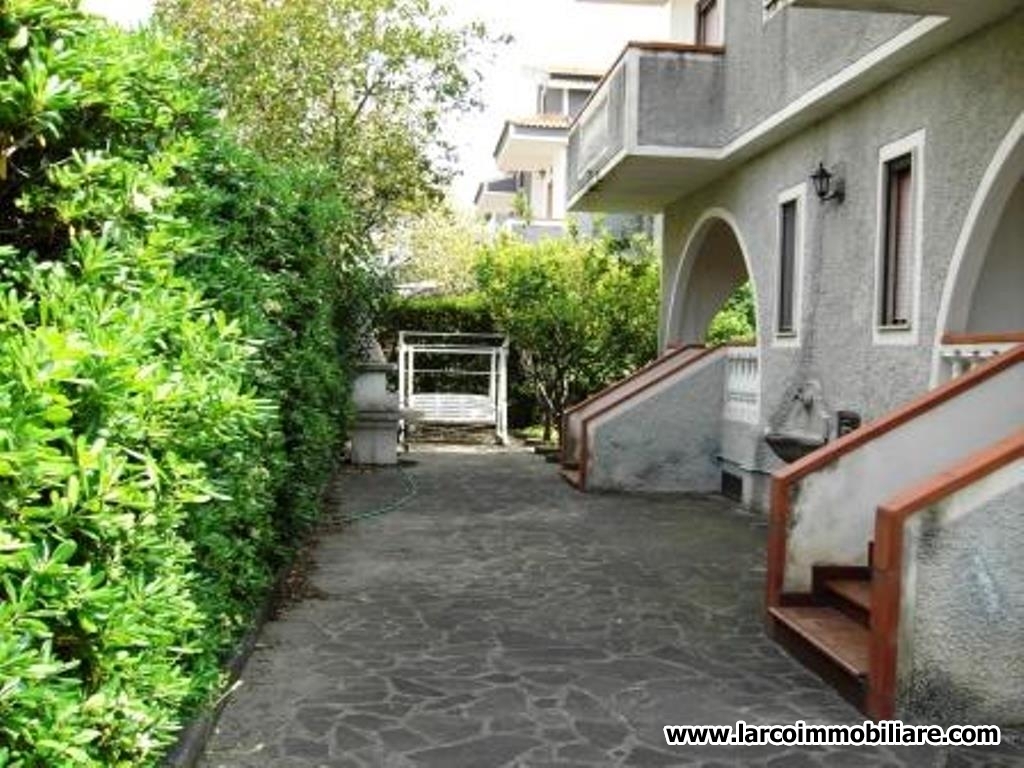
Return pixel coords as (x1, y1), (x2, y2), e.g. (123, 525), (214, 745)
(340, 464), (419, 524)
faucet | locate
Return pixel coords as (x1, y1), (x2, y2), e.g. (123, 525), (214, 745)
(793, 385), (815, 408)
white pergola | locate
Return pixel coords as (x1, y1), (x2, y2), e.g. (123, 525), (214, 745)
(398, 331), (510, 445)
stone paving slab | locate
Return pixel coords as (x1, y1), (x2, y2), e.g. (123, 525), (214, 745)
(201, 451), (1024, 768)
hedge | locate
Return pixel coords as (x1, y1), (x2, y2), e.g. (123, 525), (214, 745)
(0, 4), (374, 764)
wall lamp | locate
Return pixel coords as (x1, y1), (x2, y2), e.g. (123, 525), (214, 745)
(811, 162), (845, 203)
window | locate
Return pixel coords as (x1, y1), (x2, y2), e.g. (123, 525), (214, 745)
(774, 183), (804, 345)
(873, 130), (924, 345)
(542, 87), (564, 115)
(568, 89), (590, 119)
(778, 199), (798, 335)
(697, 0), (723, 46)
(880, 154), (914, 327)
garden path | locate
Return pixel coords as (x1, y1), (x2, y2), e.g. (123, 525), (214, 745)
(201, 450), (1022, 768)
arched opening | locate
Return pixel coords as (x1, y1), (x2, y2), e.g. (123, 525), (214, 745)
(667, 212), (758, 346)
(938, 114), (1024, 339)
(933, 113), (1024, 382)
(961, 177), (1023, 334)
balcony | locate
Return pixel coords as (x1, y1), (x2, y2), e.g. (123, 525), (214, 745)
(568, 4), (1017, 214)
(567, 42), (726, 212)
(494, 115), (570, 174)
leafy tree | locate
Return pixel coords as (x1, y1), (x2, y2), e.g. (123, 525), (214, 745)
(380, 205), (487, 295)
(155, 0), (489, 234)
(476, 235), (660, 441)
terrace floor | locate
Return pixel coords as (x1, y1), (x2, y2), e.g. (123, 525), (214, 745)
(200, 450), (1022, 767)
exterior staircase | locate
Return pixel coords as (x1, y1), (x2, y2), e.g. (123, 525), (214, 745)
(766, 343), (1024, 721)
(559, 344), (707, 488)
(769, 558), (873, 708)
(561, 342), (729, 493)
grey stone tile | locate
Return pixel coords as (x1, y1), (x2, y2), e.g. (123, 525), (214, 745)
(405, 734), (539, 767)
(198, 454), (995, 768)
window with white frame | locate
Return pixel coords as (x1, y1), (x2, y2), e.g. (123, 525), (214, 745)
(874, 130), (924, 344)
(775, 184), (805, 343)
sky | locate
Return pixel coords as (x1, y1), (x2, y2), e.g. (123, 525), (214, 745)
(83, 0), (667, 209)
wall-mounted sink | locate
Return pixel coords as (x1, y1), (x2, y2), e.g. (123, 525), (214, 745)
(765, 431), (827, 463)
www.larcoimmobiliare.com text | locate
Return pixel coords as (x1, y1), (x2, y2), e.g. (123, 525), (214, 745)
(664, 720), (1001, 747)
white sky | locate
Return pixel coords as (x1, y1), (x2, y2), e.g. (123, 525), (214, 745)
(83, 0), (667, 209)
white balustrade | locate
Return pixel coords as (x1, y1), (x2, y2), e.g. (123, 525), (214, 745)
(938, 342), (1016, 383)
(723, 346), (761, 424)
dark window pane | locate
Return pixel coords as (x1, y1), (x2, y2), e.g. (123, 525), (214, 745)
(882, 154), (913, 326)
(778, 199), (797, 334)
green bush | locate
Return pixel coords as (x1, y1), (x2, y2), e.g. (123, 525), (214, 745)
(476, 234), (660, 440)
(707, 281), (757, 346)
(0, 3), (375, 764)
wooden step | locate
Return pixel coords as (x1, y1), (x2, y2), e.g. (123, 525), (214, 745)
(825, 579), (871, 614)
(769, 606), (869, 678)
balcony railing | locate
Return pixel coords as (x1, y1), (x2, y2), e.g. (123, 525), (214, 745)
(938, 333), (1023, 383)
(724, 346), (760, 424)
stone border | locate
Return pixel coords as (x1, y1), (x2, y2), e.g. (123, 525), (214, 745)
(162, 566), (290, 768)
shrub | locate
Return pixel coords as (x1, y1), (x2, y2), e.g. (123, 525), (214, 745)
(707, 282), (757, 346)
(0, 3), (375, 764)
(378, 293), (496, 347)
(476, 234), (660, 440)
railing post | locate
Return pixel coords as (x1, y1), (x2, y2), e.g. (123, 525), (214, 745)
(398, 332), (406, 409)
(498, 343), (509, 445)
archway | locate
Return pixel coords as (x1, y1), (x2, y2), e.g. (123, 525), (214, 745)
(936, 113), (1024, 340)
(932, 113), (1024, 383)
(666, 210), (759, 346)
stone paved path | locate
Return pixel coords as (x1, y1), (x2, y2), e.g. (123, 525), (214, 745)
(201, 451), (1023, 768)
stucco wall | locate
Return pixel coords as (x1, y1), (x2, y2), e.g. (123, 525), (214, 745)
(784, 362), (1024, 592)
(588, 354), (725, 493)
(966, 178), (1024, 333)
(899, 459), (1024, 725)
(637, 52), (728, 149)
(660, 14), (1024, 479)
(632, 5), (919, 151)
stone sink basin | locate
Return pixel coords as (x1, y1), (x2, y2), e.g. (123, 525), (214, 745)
(765, 431), (827, 464)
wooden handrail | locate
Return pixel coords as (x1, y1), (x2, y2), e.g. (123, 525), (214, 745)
(867, 429), (1024, 719)
(564, 344), (703, 421)
(766, 343), (1024, 608)
(940, 331), (1024, 345)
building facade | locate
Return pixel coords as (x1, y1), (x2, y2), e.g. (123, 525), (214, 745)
(561, 0), (1023, 725)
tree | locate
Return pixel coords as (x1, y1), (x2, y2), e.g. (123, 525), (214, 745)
(476, 235), (660, 441)
(380, 205), (487, 295)
(155, 0), (489, 235)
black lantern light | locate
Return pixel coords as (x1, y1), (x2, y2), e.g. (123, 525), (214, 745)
(811, 162), (845, 203)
